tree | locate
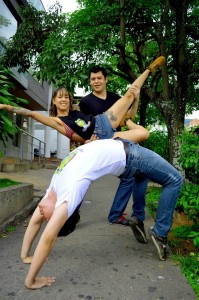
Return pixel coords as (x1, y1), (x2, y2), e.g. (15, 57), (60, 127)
(1, 0), (199, 166)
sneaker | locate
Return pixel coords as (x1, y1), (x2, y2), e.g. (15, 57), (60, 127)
(129, 217), (147, 244)
(147, 56), (166, 74)
(148, 227), (167, 261)
(110, 214), (130, 226)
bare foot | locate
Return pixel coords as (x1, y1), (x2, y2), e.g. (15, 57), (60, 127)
(25, 276), (55, 289)
(21, 256), (33, 264)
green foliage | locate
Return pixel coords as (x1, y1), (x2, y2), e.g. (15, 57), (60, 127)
(0, 65), (28, 149)
(143, 130), (168, 160)
(1, 3), (66, 72)
(176, 183), (199, 225)
(171, 254), (199, 298)
(175, 129), (199, 245)
(6, 226), (16, 232)
(172, 224), (199, 248)
(145, 186), (161, 217)
(178, 127), (199, 184)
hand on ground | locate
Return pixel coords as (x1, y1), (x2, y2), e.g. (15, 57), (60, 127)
(21, 256), (33, 264)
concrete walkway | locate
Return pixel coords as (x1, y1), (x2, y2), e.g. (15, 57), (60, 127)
(0, 168), (197, 300)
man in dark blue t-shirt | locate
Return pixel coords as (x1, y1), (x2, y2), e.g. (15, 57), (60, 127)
(79, 65), (148, 244)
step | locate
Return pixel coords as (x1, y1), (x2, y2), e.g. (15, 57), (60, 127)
(0, 157), (21, 164)
(1, 163), (30, 173)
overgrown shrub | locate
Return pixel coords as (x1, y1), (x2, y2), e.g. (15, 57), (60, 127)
(175, 128), (199, 247)
(175, 183), (199, 225)
(178, 127), (199, 184)
(143, 130), (168, 160)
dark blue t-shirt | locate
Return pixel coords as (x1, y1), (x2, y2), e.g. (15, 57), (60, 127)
(59, 110), (95, 140)
(79, 92), (120, 116)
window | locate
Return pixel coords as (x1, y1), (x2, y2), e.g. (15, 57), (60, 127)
(27, 0), (45, 11)
(0, 0), (17, 46)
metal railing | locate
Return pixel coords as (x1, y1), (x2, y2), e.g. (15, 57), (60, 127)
(20, 129), (46, 165)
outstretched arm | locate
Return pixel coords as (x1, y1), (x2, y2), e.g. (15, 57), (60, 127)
(0, 104), (66, 135)
(21, 207), (44, 264)
(0, 104), (89, 144)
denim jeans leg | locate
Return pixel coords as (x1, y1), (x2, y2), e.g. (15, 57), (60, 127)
(123, 142), (183, 237)
(108, 177), (133, 223)
(153, 170), (183, 237)
(131, 175), (148, 221)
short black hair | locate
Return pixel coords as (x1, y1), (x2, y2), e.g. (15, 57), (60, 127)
(89, 65), (107, 79)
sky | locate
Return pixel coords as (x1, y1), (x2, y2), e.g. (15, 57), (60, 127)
(41, 0), (79, 12)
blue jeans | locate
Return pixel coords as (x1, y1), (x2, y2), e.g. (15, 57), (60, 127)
(112, 141), (183, 237)
(108, 175), (148, 222)
(94, 113), (116, 139)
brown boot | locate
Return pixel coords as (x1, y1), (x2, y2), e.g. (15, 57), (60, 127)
(120, 113), (131, 127)
(147, 56), (166, 74)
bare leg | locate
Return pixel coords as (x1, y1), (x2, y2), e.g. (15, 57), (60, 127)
(113, 120), (150, 143)
(105, 70), (150, 128)
(105, 56), (166, 128)
(25, 202), (68, 289)
(21, 207), (44, 264)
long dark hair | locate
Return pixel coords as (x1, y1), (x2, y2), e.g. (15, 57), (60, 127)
(49, 87), (73, 116)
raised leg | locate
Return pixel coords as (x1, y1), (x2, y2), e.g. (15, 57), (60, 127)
(105, 70), (150, 128)
(105, 56), (166, 128)
(113, 120), (150, 143)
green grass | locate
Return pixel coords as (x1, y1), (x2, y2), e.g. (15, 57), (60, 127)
(0, 178), (21, 188)
(170, 253), (199, 298)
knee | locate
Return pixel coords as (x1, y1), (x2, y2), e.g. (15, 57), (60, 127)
(173, 172), (183, 190)
(140, 128), (150, 142)
(177, 173), (183, 188)
(42, 230), (56, 247)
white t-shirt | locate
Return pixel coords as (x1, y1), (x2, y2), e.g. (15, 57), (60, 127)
(46, 139), (126, 217)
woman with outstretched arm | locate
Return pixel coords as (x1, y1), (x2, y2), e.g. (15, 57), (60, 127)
(0, 56), (166, 144)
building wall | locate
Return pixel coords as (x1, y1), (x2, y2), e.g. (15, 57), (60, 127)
(0, 0), (52, 160)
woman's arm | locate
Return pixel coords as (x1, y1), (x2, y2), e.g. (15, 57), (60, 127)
(0, 104), (86, 143)
(0, 104), (66, 135)
(71, 133), (85, 144)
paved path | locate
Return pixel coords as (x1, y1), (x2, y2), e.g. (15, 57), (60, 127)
(0, 169), (197, 300)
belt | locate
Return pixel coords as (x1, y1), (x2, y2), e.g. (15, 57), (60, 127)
(121, 141), (129, 162)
